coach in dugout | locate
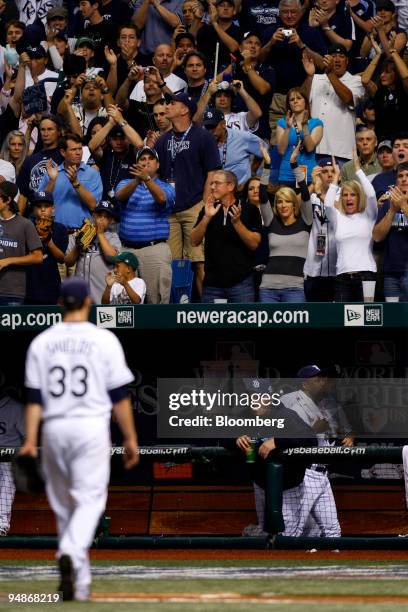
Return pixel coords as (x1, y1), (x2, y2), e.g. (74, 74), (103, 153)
(191, 169), (262, 303)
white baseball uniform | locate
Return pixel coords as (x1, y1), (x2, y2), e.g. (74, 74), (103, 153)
(0, 396), (25, 534)
(281, 390), (341, 538)
(25, 321), (134, 598)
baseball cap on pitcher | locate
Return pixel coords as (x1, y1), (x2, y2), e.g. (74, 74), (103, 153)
(60, 278), (91, 307)
(296, 364), (340, 378)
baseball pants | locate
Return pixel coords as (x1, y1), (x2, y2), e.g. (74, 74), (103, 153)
(0, 462), (16, 532)
(41, 418), (110, 596)
(293, 468), (341, 537)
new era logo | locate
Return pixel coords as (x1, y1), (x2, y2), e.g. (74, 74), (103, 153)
(99, 311), (113, 323)
(346, 309), (361, 322)
(96, 307), (117, 328)
(344, 305), (383, 327)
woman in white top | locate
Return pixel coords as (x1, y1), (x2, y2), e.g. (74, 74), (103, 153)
(324, 153), (377, 302)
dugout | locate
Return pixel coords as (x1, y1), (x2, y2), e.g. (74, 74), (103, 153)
(1, 303), (408, 542)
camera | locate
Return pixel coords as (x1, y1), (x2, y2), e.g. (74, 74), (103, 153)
(282, 29), (294, 37)
(144, 66), (155, 74)
(85, 74), (96, 82)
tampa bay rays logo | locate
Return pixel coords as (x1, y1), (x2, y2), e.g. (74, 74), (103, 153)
(167, 140), (190, 156)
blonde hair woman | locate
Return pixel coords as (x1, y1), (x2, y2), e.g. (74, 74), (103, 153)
(0, 131), (28, 175)
(260, 142), (312, 302)
(324, 152), (377, 302)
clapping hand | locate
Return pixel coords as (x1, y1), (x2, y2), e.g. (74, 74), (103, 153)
(204, 197), (221, 218)
(130, 163), (150, 182)
(104, 46), (118, 66)
(228, 202), (242, 224)
(311, 165), (323, 191)
(352, 148), (361, 171)
(331, 155), (341, 184)
(369, 33), (382, 56)
(260, 141), (271, 165)
(302, 53), (315, 77)
(300, 109), (309, 126)
(107, 104), (124, 124)
(286, 110), (294, 128)
(105, 271), (117, 287)
(323, 54), (334, 73)
(389, 186), (407, 212)
(46, 158), (58, 181)
(66, 165), (78, 185)
(289, 139), (302, 164)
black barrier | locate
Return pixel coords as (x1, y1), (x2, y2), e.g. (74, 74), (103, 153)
(0, 444), (405, 461)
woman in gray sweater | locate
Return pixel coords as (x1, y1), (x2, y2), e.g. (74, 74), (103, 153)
(259, 143), (312, 302)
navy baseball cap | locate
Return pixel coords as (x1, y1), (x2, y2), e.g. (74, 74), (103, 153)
(135, 146), (159, 162)
(94, 200), (119, 218)
(170, 92), (197, 117)
(328, 44), (349, 57)
(377, 140), (392, 151)
(60, 278), (90, 306)
(241, 31), (261, 43)
(32, 191), (54, 205)
(175, 32), (196, 47)
(203, 109), (225, 127)
(376, 0), (395, 11)
(26, 45), (48, 59)
(318, 159), (334, 167)
(108, 251), (139, 270)
(109, 125), (126, 138)
(297, 364), (340, 378)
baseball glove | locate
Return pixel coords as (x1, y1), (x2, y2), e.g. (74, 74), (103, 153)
(12, 455), (45, 494)
(36, 218), (53, 242)
(75, 218), (96, 251)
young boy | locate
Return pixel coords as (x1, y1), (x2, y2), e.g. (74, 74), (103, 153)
(64, 200), (121, 304)
(101, 251), (146, 304)
(26, 191), (68, 305)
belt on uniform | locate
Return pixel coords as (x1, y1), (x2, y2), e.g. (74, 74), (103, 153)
(309, 465), (328, 474)
(121, 239), (166, 249)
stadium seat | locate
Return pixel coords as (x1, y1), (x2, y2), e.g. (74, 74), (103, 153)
(170, 259), (194, 303)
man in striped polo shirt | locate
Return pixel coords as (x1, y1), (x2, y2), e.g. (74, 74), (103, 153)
(115, 147), (175, 303)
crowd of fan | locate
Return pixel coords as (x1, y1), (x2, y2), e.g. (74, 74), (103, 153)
(0, 0), (407, 305)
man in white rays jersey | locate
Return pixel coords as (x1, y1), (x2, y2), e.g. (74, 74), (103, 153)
(20, 277), (139, 601)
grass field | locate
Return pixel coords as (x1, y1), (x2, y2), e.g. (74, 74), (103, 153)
(1, 557), (408, 611)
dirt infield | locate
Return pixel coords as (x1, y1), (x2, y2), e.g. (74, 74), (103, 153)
(0, 549), (408, 561)
(90, 593), (408, 604)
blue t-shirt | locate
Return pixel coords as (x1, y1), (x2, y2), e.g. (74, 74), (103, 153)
(221, 128), (263, 186)
(25, 221), (68, 304)
(155, 125), (221, 212)
(17, 149), (64, 203)
(375, 201), (408, 274)
(372, 170), (396, 199)
(116, 178), (175, 243)
(239, 0), (280, 37)
(277, 117), (323, 183)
